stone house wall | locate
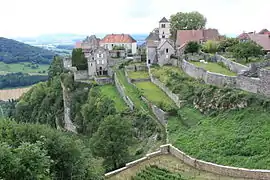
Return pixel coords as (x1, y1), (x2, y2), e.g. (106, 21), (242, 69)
(157, 41), (175, 66)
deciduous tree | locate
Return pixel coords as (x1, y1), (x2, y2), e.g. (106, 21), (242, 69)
(170, 11), (207, 40)
(72, 48), (87, 70)
(91, 115), (133, 171)
(231, 41), (263, 62)
(184, 41), (201, 54)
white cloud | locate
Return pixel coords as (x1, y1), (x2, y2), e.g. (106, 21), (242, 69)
(0, 0), (269, 37)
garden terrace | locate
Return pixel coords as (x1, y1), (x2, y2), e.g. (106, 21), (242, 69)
(190, 61), (236, 76)
(128, 71), (149, 79)
(131, 165), (184, 180)
(135, 81), (176, 111)
(99, 85), (127, 112)
(107, 154), (245, 180)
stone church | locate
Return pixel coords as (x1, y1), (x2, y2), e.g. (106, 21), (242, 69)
(145, 17), (175, 66)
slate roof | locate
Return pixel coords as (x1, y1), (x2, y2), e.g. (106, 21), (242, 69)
(145, 32), (160, 41)
(100, 34), (136, 43)
(159, 17), (169, 23)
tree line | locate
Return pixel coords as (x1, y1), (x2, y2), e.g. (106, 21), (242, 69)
(0, 73), (48, 89)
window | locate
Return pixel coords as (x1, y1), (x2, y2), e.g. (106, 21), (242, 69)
(97, 54), (99, 58)
(161, 24), (165, 28)
(92, 57), (94, 60)
(166, 48), (169, 53)
(97, 60), (100, 64)
(101, 54), (104, 58)
(90, 63), (92, 66)
(101, 60), (104, 64)
(166, 55), (169, 58)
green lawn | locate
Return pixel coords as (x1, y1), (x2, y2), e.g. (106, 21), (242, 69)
(191, 61), (236, 76)
(99, 85), (127, 112)
(128, 71), (149, 79)
(0, 62), (49, 74)
(135, 81), (175, 111)
(265, 66), (270, 70)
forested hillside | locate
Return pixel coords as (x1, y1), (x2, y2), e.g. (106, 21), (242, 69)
(4, 56), (164, 179)
(0, 37), (54, 64)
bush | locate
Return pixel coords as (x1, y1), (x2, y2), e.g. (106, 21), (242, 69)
(184, 41), (200, 54)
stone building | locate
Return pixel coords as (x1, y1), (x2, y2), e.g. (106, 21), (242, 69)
(145, 17), (175, 66)
(87, 47), (110, 76)
(65, 35), (112, 79)
(81, 35), (100, 56)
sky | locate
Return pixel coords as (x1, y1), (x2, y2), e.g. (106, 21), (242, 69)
(0, 0), (269, 38)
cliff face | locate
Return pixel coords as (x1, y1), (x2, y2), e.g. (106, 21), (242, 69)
(61, 81), (77, 133)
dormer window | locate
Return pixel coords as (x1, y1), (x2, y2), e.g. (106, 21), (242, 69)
(161, 24), (166, 28)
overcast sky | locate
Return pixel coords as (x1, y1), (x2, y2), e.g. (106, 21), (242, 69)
(0, 0), (269, 37)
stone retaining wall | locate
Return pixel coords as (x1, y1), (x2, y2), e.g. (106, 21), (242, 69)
(94, 77), (113, 85)
(125, 69), (150, 83)
(125, 64), (148, 71)
(105, 144), (270, 180)
(215, 54), (249, 74)
(181, 59), (270, 97)
(141, 96), (168, 125)
(74, 70), (89, 80)
(114, 73), (134, 110)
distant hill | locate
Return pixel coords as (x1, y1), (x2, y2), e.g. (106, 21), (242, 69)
(0, 37), (54, 64)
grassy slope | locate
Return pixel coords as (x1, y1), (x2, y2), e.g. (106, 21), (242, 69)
(152, 65), (270, 169)
(191, 61), (236, 76)
(128, 71), (149, 79)
(116, 69), (149, 112)
(99, 85), (127, 112)
(0, 62), (49, 74)
(135, 81), (175, 110)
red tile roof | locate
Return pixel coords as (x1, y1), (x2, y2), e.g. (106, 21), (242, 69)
(75, 41), (82, 49)
(247, 34), (270, 51)
(176, 29), (219, 47)
(100, 34), (136, 43)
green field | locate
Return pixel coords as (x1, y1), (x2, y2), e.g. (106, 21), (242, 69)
(99, 85), (127, 112)
(0, 62), (49, 74)
(135, 81), (175, 111)
(190, 61), (236, 76)
(128, 71), (149, 79)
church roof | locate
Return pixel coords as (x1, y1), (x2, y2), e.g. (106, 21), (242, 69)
(159, 17), (169, 23)
(145, 32), (160, 41)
